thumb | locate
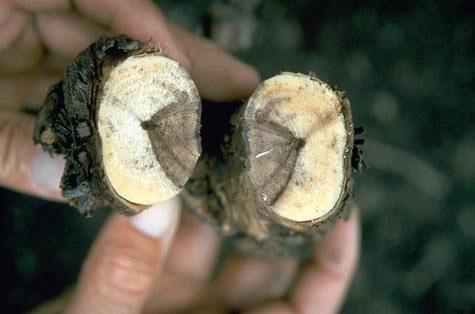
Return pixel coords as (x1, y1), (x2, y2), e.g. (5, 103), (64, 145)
(0, 111), (64, 200)
(66, 197), (181, 314)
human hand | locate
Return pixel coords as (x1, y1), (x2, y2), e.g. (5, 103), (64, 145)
(0, 0), (257, 200)
(52, 203), (358, 314)
(1, 1), (359, 313)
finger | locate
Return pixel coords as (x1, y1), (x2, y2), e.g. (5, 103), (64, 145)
(144, 271), (204, 314)
(290, 208), (360, 314)
(166, 212), (221, 282)
(0, 1), (37, 74)
(0, 18), (44, 74)
(169, 24), (260, 102)
(245, 301), (294, 314)
(66, 197), (181, 314)
(212, 253), (298, 309)
(36, 11), (107, 59)
(73, 0), (190, 69)
(0, 68), (60, 110)
(144, 212), (221, 312)
(12, 0), (71, 12)
(0, 110), (64, 200)
(0, 1), (28, 52)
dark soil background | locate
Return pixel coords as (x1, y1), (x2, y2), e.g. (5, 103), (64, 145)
(2, 1), (474, 313)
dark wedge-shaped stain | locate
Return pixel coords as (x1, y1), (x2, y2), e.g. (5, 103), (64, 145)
(142, 98), (200, 188)
(246, 110), (306, 206)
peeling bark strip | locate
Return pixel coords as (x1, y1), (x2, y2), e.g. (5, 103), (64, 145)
(183, 73), (360, 255)
(33, 36), (201, 216)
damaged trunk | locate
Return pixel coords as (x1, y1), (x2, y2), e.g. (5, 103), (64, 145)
(34, 36), (201, 216)
(184, 73), (363, 254)
(34, 35), (363, 254)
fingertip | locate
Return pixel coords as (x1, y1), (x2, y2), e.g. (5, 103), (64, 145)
(29, 148), (65, 200)
(129, 196), (181, 240)
(313, 207), (360, 279)
(169, 23), (260, 101)
(12, 0), (71, 12)
(290, 208), (360, 314)
(74, 0), (190, 70)
(67, 199), (181, 313)
(165, 211), (221, 281)
(0, 112), (65, 201)
(192, 55), (260, 101)
(36, 11), (106, 59)
(219, 57), (261, 99)
(213, 254), (297, 308)
(143, 212), (221, 311)
(129, 197), (182, 270)
(245, 301), (294, 314)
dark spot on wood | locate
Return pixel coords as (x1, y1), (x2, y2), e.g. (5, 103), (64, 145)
(292, 137), (305, 151)
(329, 136), (337, 150)
(266, 96), (291, 108)
(141, 120), (158, 130)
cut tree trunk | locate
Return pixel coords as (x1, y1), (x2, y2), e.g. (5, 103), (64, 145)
(34, 36), (201, 216)
(183, 73), (363, 255)
(34, 35), (363, 254)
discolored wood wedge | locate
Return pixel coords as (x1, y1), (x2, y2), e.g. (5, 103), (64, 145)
(184, 73), (362, 255)
(34, 36), (201, 216)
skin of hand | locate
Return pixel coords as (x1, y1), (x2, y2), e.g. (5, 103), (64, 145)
(0, 1), (360, 313)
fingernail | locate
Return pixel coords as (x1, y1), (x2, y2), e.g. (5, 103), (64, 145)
(30, 150), (65, 198)
(129, 197), (181, 239)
